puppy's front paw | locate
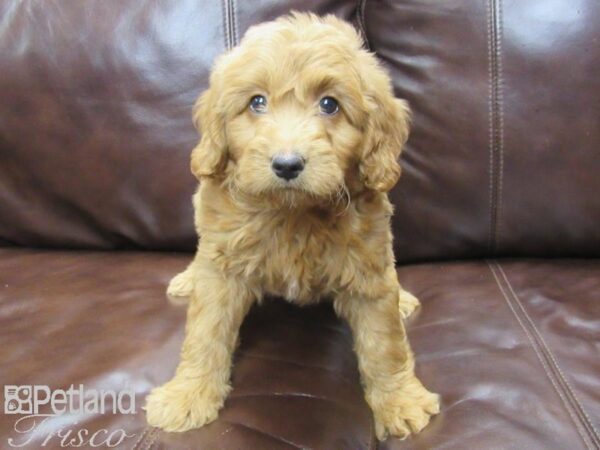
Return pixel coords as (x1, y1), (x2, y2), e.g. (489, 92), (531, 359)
(167, 270), (194, 298)
(398, 290), (421, 319)
(370, 378), (440, 440)
(144, 377), (229, 432)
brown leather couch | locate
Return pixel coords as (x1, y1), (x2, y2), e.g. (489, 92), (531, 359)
(1, 1), (598, 449)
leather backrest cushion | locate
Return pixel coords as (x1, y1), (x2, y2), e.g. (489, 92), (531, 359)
(1, 0), (598, 260)
(0, 0), (357, 250)
(365, 0), (600, 262)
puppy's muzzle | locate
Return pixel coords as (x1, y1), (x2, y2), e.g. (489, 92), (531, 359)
(271, 153), (304, 181)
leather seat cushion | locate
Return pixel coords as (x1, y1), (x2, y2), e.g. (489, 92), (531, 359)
(0, 249), (597, 449)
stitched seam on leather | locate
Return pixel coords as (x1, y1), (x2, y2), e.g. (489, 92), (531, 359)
(130, 426), (150, 450)
(488, 262), (594, 449)
(221, 0), (231, 50)
(486, 0), (494, 254)
(230, 392), (364, 414)
(131, 427), (159, 450)
(226, 0), (233, 49)
(140, 427), (160, 450)
(495, 0), (505, 251)
(488, 261), (596, 450)
(357, 0), (371, 51)
(225, 421), (305, 449)
(231, 0), (239, 46)
(497, 264), (600, 447)
(487, 0), (504, 254)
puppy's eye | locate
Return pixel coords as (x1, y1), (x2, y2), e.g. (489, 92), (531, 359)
(319, 97), (339, 115)
(249, 95), (267, 113)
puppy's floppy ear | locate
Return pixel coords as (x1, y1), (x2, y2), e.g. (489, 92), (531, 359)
(190, 86), (228, 179)
(359, 74), (411, 192)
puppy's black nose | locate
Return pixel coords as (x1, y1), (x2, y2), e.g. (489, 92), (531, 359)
(271, 153), (304, 180)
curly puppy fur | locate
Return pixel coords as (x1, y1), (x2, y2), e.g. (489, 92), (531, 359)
(145, 13), (439, 440)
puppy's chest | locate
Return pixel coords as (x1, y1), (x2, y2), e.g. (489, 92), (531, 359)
(221, 214), (353, 303)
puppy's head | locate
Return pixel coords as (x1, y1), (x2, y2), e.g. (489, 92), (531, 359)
(191, 13), (410, 204)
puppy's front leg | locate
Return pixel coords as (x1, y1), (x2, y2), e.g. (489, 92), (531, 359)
(146, 261), (255, 432)
(335, 273), (439, 440)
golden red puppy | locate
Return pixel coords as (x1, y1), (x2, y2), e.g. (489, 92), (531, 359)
(145, 13), (439, 440)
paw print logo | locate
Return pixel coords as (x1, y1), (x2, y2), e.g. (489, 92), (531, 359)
(4, 386), (33, 414)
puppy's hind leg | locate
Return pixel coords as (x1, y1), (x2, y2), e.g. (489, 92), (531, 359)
(398, 288), (421, 319)
(167, 253), (200, 299)
(168, 188), (204, 299)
